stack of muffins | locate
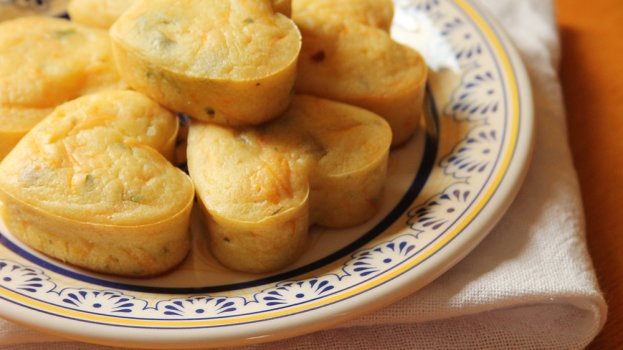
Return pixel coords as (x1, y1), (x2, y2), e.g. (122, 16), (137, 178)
(0, 0), (427, 276)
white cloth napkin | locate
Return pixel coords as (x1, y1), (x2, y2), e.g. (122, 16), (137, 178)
(0, 0), (607, 349)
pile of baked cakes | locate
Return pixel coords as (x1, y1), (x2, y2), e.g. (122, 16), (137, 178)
(0, 0), (427, 276)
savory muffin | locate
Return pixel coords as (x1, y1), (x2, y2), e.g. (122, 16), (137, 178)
(0, 90), (194, 277)
(110, 0), (301, 126)
(188, 95), (391, 273)
(68, 0), (136, 29)
(293, 0), (394, 31)
(0, 16), (126, 160)
(293, 17), (427, 146)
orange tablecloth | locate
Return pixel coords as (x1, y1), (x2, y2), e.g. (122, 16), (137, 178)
(557, 0), (623, 348)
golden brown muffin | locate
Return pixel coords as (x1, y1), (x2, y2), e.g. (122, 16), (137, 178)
(110, 0), (301, 126)
(293, 0), (394, 31)
(294, 17), (427, 146)
(0, 90), (194, 277)
(0, 17), (126, 160)
(187, 95), (391, 273)
(68, 0), (136, 29)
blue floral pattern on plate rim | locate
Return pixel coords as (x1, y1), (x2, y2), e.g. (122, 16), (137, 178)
(0, 0), (533, 346)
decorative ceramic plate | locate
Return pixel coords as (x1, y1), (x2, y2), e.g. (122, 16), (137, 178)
(0, 0), (533, 348)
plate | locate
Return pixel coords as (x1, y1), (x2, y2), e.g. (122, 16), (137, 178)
(0, 0), (533, 348)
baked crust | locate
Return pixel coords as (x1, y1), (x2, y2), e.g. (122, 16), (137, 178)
(110, 0), (302, 126)
(0, 90), (194, 277)
(0, 17), (126, 159)
(294, 15), (427, 146)
(188, 95), (391, 273)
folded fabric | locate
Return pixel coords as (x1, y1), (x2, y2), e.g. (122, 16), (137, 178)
(0, 0), (607, 349)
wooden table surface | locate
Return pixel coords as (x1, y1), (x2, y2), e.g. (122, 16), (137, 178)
(557, 0), (623, 348)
